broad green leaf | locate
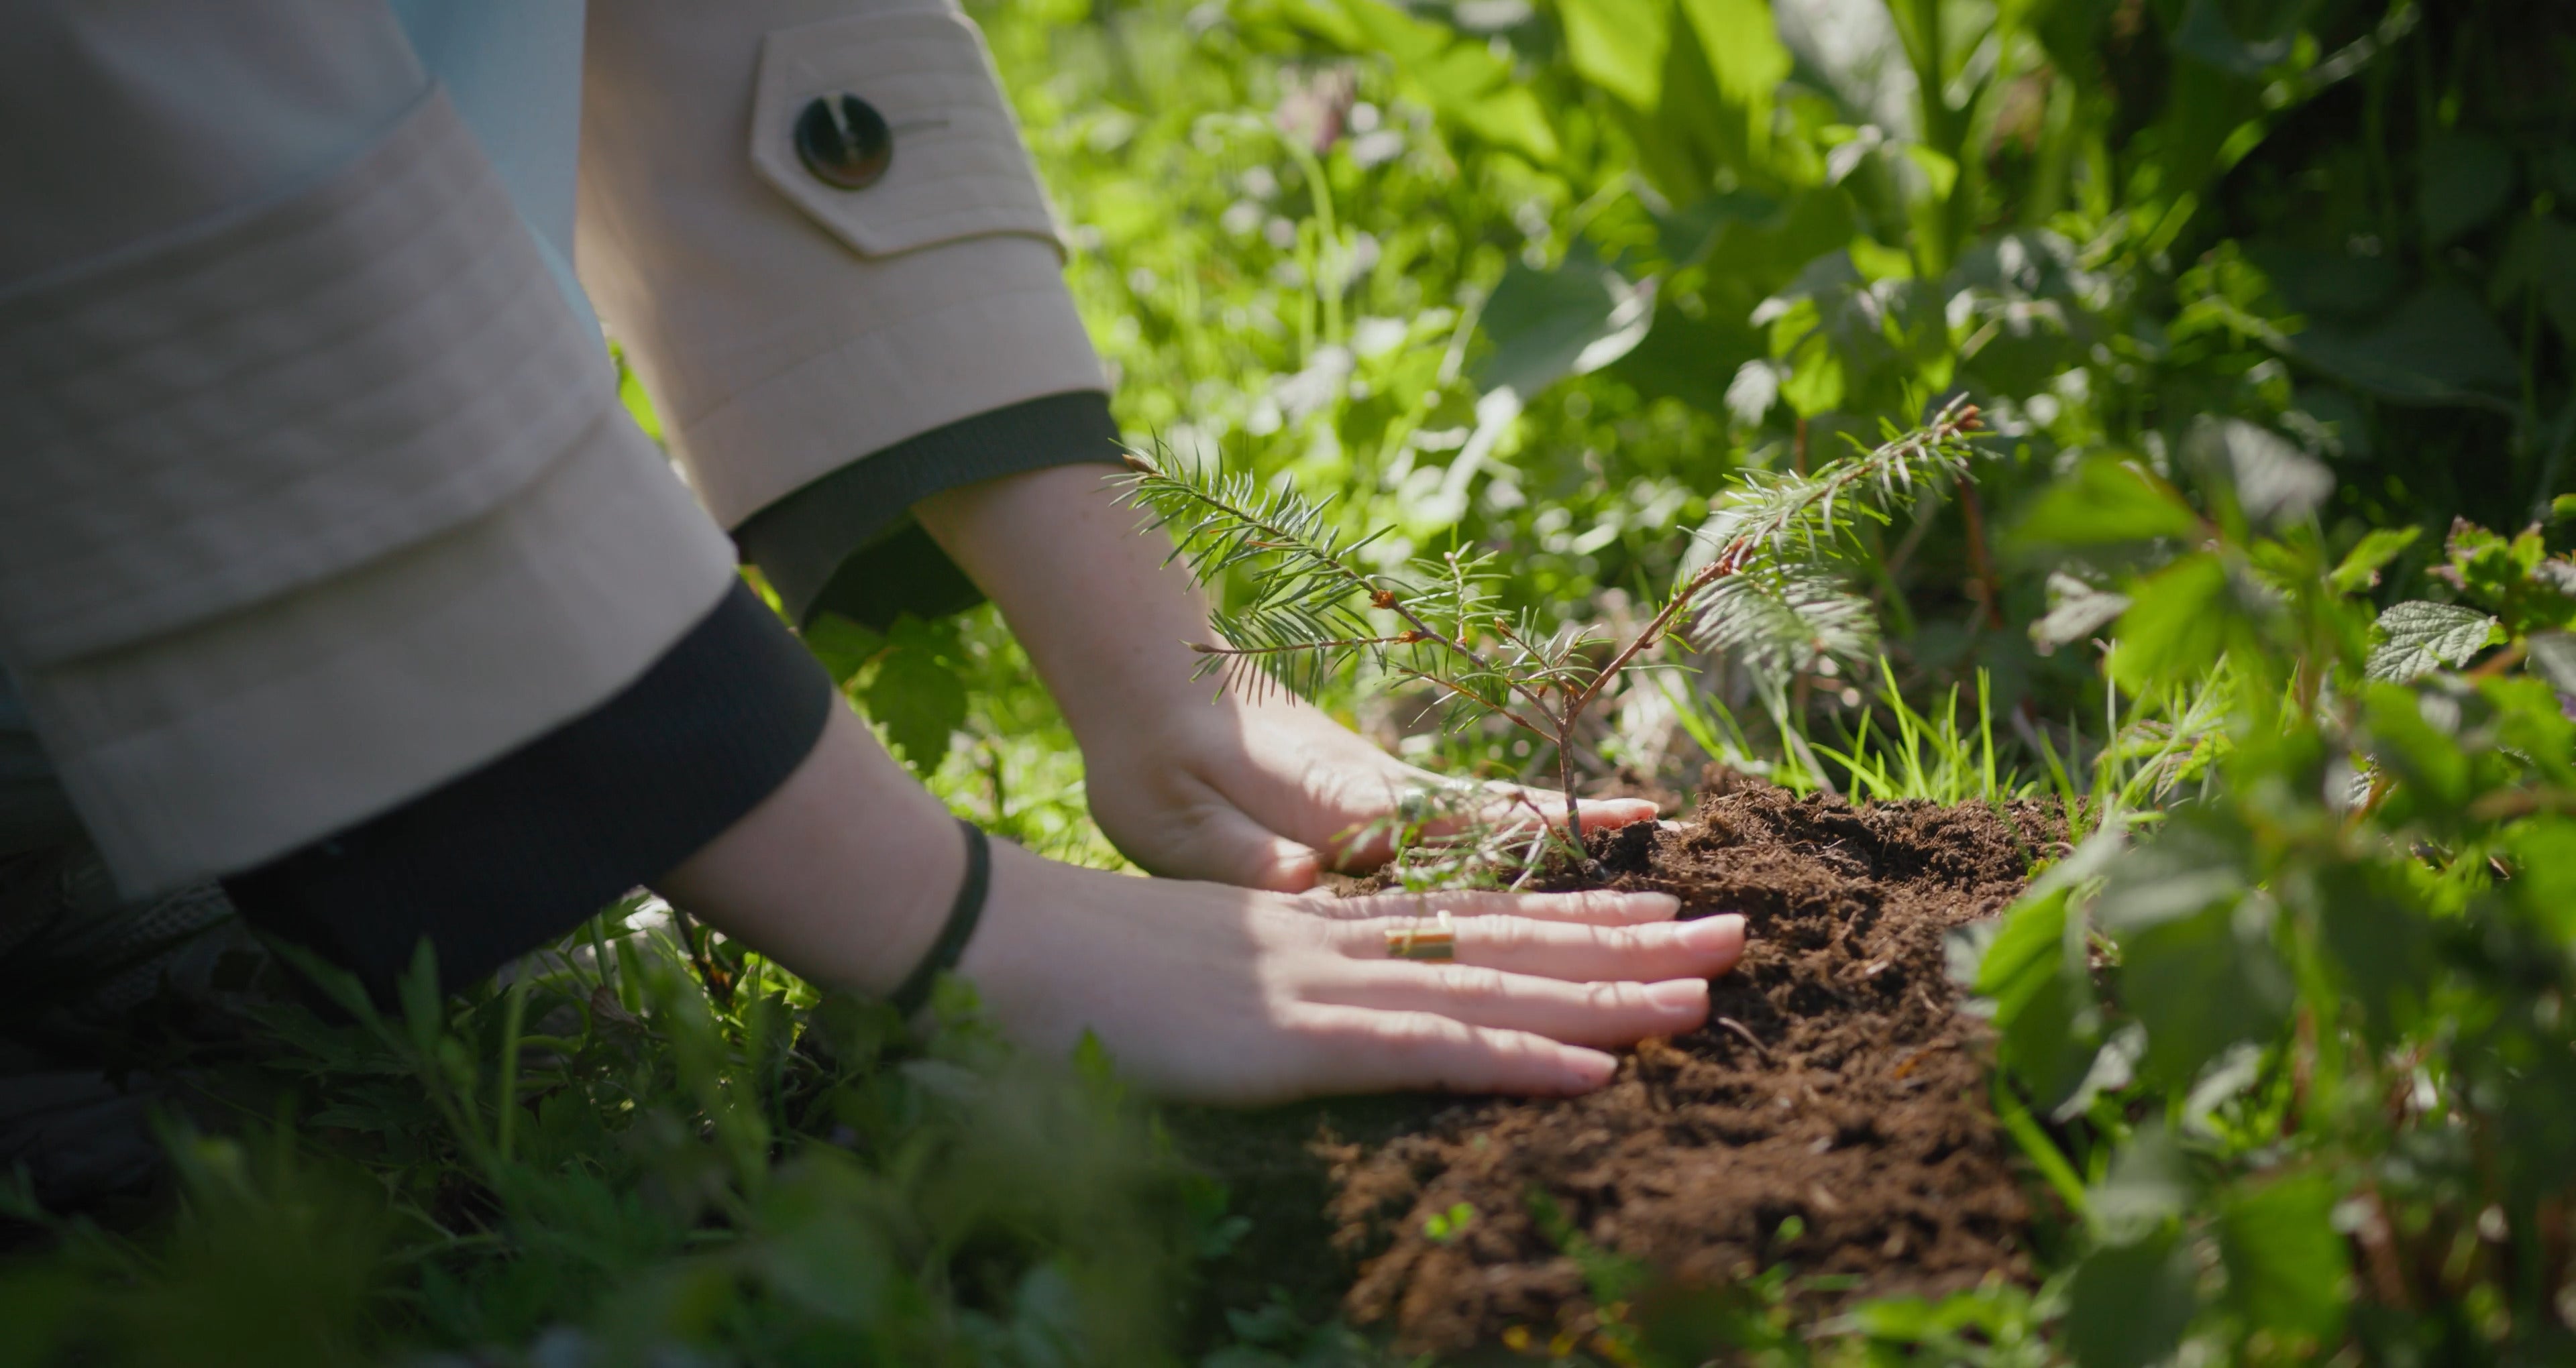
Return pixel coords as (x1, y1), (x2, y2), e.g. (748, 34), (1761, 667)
(2190, 416), (2330, 524)
(2096, 821), (2292, 1084)
(2328, 526), (2422, 595)
(2117, 897), (2296, 1085)
(2092, 820), (2246, 935)
(2007, 458), (2202, 554)
(1653, 189), (1781, 268)
(2313, 861), (2436, 1045)
(2090, 1125), (2190, 1242)
(2356, 683), (2477, 819)
(2031, 571), (2131, 652)
(2418, 133), (2517, 247)
(2108, 553), (2258, 694)
(1677, 0), (1790, 162)
(862, 620), (969, 777)
(1299, 0), (1562, 164)
(2364, 600), (2502, 682)
(802, 612), (885, 689)
(2249, 243), (2404, 325)
(1472, 241), (1657, 398)
(1559, 0), (1670, 111)
(2170, 0), (2295, 75)
(2219, 1172), (2350, 1348)
(2288, 286), (2521, 408)
(2065, 1225), (2198, 1368)
(2493, 217), (2576, 345)
(1971, 887), (2097, 1110)
(1900, 144), (1959, 202)
(2528, 631), (2576, 695)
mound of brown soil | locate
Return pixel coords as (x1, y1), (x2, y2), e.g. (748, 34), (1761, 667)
(1320, 787), (2055, 1354)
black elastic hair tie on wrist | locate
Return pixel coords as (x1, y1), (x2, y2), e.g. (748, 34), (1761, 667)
(889, 819), (991, 1018)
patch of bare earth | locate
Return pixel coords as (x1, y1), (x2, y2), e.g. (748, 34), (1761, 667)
(1319, 787), (2057, 1355)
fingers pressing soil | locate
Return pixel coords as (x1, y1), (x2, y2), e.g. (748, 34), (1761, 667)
(1320, 786), (2058, 1355)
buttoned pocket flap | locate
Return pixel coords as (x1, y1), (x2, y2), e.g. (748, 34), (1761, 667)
(749, 7), (1063, 259)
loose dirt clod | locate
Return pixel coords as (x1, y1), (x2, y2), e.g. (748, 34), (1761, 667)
(1320, 786), (2055, 1354)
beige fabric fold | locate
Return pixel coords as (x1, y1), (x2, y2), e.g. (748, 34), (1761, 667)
(578, 0), (1109, 529)
(13, 410), (733, 896)
(0, 68), (739, 895)
(0, 90), (611, 667)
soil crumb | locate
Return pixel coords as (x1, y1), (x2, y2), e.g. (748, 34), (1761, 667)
(1321, 786), (2055, 1354)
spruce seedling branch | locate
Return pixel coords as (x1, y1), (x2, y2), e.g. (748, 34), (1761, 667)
(1116, 398), (1984, 856)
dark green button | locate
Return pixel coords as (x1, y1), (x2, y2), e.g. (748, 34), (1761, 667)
(794, 94), (893, 190)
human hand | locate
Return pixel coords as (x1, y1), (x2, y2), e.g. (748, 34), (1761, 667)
(957, 844), (1743, 1103)
(1079, 683), (1654, 889)
(661, 705), (1746, 1104)
(912, 464), (1654, 890)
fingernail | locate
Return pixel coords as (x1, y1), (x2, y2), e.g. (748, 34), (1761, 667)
(1645, 978), (1707, 1009)
(1564, 1049), (1618, 1090)
(1626, 893), (1681, 917)
(1679, 914), (1746, 952)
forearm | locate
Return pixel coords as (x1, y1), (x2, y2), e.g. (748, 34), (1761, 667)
(913, 463), (1230, 742)
(653, 701), (959, 997)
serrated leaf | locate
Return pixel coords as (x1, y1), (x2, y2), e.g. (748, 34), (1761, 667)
(863, 642), (967, 777)
(2365, 600), (2502, 681)
(2328, 526), (2422, 594)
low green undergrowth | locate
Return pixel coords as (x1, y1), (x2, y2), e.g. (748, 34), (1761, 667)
(1, 919), (1215, 1367)
(6, 0), (2573, 1361)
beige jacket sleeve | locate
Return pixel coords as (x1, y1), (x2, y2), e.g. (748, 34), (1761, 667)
(576, 0), (1110, 530)
(0, 1), (740, 896)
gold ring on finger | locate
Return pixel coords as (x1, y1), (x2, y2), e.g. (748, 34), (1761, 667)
(1387, 910), (1456, 962)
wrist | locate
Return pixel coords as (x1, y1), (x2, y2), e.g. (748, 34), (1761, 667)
(653, 702), (961, 997)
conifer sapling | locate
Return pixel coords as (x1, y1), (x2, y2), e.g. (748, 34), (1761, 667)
(1115, 396), (1988, 860)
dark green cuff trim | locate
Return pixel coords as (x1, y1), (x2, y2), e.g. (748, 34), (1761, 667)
(889, 819), (989, 1019)
(221, 581), (834, 1005)
(733, 390), (1124, 630)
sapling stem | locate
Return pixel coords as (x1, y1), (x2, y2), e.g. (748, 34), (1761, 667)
(1116, 396), (1983, 878)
